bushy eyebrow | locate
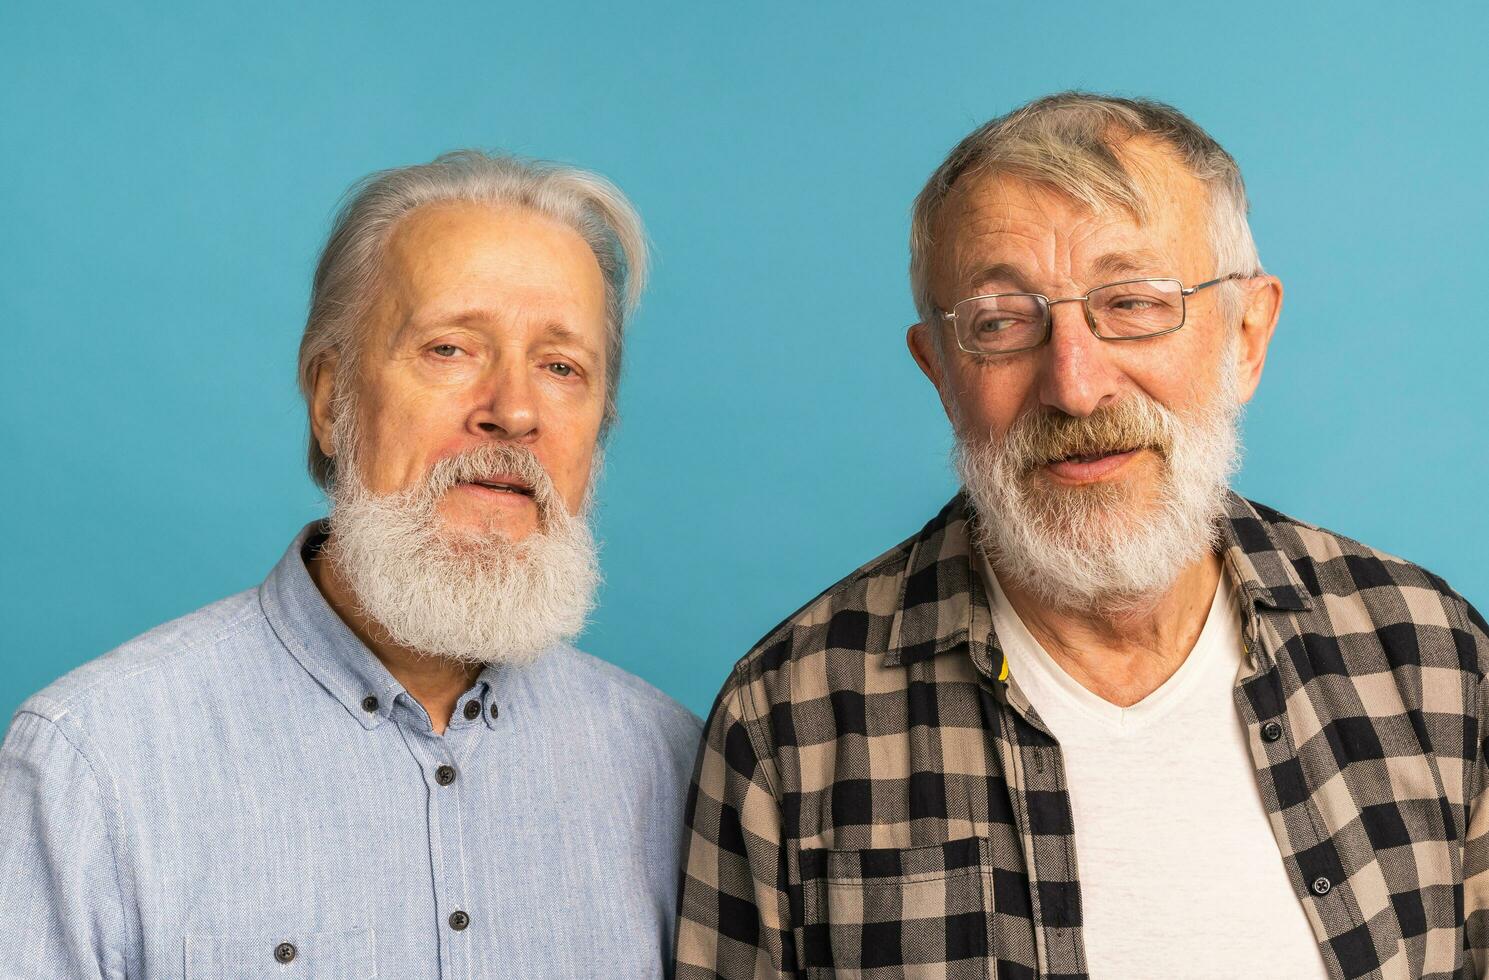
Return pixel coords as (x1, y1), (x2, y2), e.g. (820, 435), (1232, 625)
(537, 323), (601, 361)
(967, 263), (1033, 294)
(1088, 249), (1169, 281)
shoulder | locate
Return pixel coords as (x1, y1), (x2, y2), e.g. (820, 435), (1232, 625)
(726, 509), (930, 697)
(1243, 498), (1487, 670)
(705, 510), (934, 774)
(525, 645), (702, 763)
(13, 588), (266, 733)
(1251, 499), (1480, 619)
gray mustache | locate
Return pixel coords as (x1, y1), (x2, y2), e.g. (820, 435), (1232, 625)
(425, 443), (561, 518)
(1004, 399), (1173, 470)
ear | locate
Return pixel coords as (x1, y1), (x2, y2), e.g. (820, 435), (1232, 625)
(1234, 276), (1283, 404)
(908, 321), (946, 388)
(309, 354), (341, 460)
(907, 321), (961, 423)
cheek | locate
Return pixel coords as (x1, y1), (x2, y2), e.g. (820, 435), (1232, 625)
(948, 362), (1032, 439)
(1129, 335), (1221, 412)
(548, 442), (599, 511)
(540, 390), (604, 467)
(356, 389), (465, 492)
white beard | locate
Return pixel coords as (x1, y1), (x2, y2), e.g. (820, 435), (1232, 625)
(323, 435), (600, 667)
(956, 345), (1242, 615)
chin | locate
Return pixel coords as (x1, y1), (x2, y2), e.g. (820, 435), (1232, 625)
(436, 500), (534, 539)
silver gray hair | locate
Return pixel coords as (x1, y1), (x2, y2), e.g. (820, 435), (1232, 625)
(909, 91), (1263, 333)
(297, 150), (649, 490)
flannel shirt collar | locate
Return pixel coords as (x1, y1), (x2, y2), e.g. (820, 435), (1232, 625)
(881, 490), (1313, 673)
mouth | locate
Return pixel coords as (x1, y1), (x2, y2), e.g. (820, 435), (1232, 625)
(459, 476), (535, 497)
(1048, 446), (1138, 466)
(1041, 446), (1143, 483)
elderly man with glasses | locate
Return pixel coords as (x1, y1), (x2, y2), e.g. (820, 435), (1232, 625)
(676, 93), (1489, 979)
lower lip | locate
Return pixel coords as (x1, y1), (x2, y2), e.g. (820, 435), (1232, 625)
(1043, 448), (1142, 483)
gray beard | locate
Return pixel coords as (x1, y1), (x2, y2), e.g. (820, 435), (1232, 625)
(955, 358), (1242, 616)
(323, 440), (600, 667)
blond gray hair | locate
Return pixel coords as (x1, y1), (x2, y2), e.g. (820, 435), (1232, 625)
(297, 150), (648, 489)
(909, 92), (1262, 330)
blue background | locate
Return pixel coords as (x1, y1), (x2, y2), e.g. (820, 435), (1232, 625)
(3, 1), (1486, 723)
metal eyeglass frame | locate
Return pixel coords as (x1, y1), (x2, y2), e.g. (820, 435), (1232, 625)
(940, 273), (1250, 355)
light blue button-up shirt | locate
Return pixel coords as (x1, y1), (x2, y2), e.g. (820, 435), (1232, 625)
(0, 526), (702, 979)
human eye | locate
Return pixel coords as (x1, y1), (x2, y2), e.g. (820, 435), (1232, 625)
(970, 302), (1038, 334)
(1094, 281), (1181, 314)
(976, 313), (1033, 334)
(545, 361), (575, 377)
(429, 343), (464, 358)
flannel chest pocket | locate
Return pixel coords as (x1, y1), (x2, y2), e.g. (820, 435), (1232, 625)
(800, 837), (991, 979)
(185, 926), (377, 978)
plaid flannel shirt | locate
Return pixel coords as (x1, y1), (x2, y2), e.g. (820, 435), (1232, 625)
(676, 492), (1489, 979)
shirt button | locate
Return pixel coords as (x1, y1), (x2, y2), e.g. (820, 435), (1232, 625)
(449, 910), (470, 930)
(463, 700), (481, 721)
(361, 695), (379, 713)
(435, 764), (457, 786)
(274, 941), (297, 963)
(1311, 876), (1333, 895)
(1261, 721), (1283, 743)
(490, 703), (500, 720)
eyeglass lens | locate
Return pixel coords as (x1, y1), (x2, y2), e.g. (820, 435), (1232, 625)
(953, 279), (1185, 352)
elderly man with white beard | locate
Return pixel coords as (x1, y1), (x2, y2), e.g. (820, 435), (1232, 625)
(0, 152), (700, 978)
(676, 93), (1489, 980)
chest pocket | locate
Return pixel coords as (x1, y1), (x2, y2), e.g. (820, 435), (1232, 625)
(799, 837), (992, 979)
(184, 927), (377, 979)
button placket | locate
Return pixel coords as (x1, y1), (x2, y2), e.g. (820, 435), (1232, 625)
(419, 710), (480, 977)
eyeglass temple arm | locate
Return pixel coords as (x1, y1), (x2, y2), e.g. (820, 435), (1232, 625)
(1182, 272), (1251, 296)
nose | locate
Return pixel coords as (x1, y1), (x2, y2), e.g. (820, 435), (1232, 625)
(469, 358), (539, 442)
(1034, 299), (1125, 418)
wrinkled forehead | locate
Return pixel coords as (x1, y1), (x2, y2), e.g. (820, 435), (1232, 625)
(931, 140), (1215, 297)
(356, 202), (609, 360)
(381, 202), (604, 304)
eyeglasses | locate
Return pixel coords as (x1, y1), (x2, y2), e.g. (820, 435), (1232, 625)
(939, 274), (1248, 355)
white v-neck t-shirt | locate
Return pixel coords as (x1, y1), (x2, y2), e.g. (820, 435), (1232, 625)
(980, 559), (1328, 979)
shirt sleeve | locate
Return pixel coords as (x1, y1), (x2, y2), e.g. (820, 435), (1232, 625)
(1460, 598), (1489, 976)
(0, 709), (130, 980)
(674, 675), (796, 978)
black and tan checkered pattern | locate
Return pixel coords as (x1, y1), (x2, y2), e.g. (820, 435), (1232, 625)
(676, 492), (1489, 979)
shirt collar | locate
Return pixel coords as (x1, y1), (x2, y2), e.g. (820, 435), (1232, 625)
(1216, 492), (1314, 614)
(882, 490), (1313, 674)
(882, 495), (999, 675)
(258, 522), (408, 730)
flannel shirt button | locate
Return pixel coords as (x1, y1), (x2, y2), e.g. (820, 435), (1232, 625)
(463, 700), (481, 721)
(361, 695), (379, 713)
(1311, 876), (1332, 895)
(1261, 721), (1284, 742)
(490, 703), (499, 720)
(274, 941), (296, 963)
(435, 764), (457, 786)
(448, 910), (470, 930)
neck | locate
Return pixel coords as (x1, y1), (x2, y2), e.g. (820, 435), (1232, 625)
(307, 537), (480, 735)
(996, 550), (1224, 708)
